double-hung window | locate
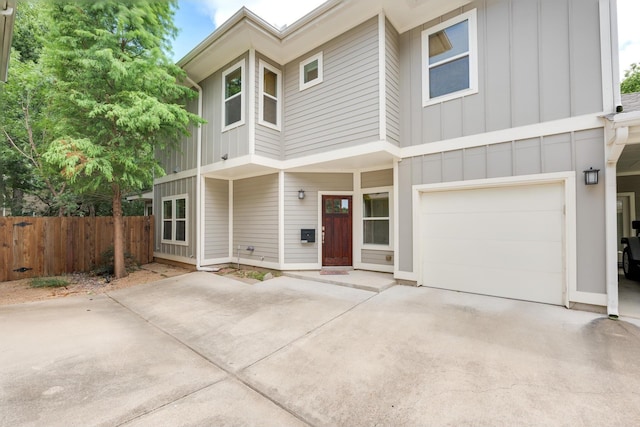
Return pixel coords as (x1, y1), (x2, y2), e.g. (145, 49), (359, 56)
(259, 61), (281, 130)
(422, 9), (477, 106)
(222, 60), (245, 131)
(162, 195), (188, 245)
(363, 192), (390, 247)
(299, 52), (323, 91)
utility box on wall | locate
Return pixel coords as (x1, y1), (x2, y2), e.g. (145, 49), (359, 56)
(301, 229), (315, 243)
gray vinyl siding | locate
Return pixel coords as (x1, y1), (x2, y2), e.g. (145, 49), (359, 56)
(400, 0), (604, 147)
(362, 249), (393, 266)
(362, 169), (393, 189)
(283, 17), (379, 158)
(153, 177), (197, 260)
(158, 96), (198, 174)
(233, 174), (279, 263)
(255, 53), (283, 160)
(284, 173), (353, 264)
(203, 178), (229, 259)
(385, 19), (400, 145)
(397, 128), (605, 295)
(201, 53), (250, 166)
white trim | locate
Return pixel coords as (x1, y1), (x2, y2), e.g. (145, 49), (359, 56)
(421, 9), (478, 107)
(353, 173), (363, 266)
(393, 159), (400, 274)
(357, 262), (394, 273)
(278, 171), (285, 265)
(201, 257), (233, 266)
(154, 168), (197, 184)
(299, 51), (323, 91)
(605, 163), (619, 315)
(618, 192), (637, 238)
(248, 49), (256, 153)
(617, 171), (640, 177)
(378, 13), (387, 141)
(228, 180), (234, 258)
(258, 60), (282, 131)
(395, 270), (418, 282)
(401, 114), (604, 158)
(599, 0), (615, 113)
(160, 194), (189, 246)
(412, 172), (576, 308)
(154, 253), (197, 266)
(221, 59), (246, 132)
(361, 186), (393, 251)
(570, 291), (608, 307)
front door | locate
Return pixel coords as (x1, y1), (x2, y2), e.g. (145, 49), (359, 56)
(322, 195), (352, 266)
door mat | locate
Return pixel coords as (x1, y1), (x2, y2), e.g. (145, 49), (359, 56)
(320, 270), (349, 275)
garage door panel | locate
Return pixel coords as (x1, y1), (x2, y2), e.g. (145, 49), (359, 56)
(422, 211), (562, 242)
(420, 182), (565, 306)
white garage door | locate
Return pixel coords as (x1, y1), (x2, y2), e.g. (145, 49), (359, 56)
(420, 182), (565, 305)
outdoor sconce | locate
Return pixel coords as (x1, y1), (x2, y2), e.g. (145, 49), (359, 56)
(583, 167), (600, 185)
(298, 189), (305, 199)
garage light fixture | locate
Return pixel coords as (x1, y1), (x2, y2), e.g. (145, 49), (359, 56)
(583, 167), (599, 185)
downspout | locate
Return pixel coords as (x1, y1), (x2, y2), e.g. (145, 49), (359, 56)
(185, 76), (215, 272)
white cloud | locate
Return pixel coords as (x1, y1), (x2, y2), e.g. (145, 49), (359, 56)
(618, 0), (640, 78)
(200, 0), (327, 29)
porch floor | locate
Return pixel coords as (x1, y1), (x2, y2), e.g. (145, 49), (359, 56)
(282, 269), (396, 293)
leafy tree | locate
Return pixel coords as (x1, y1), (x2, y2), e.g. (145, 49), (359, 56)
(621, 63), (640, 94)
(42, 0), (202, 278)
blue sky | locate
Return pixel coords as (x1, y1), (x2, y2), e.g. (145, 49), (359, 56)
(172, 0), (639, 79)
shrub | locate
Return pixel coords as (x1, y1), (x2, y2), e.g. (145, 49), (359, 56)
(30, 278), (69, 288)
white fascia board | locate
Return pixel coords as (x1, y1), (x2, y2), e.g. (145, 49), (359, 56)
(401, 114), (604, 159)
(154, 168), (198, 185)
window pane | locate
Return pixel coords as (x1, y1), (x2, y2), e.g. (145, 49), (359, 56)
(176, 220), (186, 241)
(225, 96), (242, 126)
(325, 199), (333, 214)
(176, 198), (186, 219)
(263, 96), (277, 125)
(304, 60), (319, 83)
(429, 20), (469, 65)
(429, 56), (470, 98)
(163, 200), (172, 219)
(341, 199), (349, 213)
(225, 67), (242, 98)
(364, 220), (389, 245)
(364, 193), (389, 218)
(264, 69), (277, 97)
(163, 221), (172, 240)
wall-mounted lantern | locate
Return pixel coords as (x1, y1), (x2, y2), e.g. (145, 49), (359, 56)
(298, 189), (305, 199)
(583, 167), (600, 185)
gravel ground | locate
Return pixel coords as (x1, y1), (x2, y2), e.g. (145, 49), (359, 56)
(0, 263), (191, 306)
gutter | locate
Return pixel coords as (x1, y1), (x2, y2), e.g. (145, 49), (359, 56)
(184, 75), (218, 272)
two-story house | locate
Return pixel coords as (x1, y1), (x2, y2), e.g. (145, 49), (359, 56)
(154, 0), (640, 316)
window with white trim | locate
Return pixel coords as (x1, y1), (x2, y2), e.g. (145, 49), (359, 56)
(363, 192), (390, 246)
(422, 9), (478, 106)
(162, 195), (188, 245)
(259, 61), (281, 130)
(299, 52), (323, 91)
(222, 60), (244, 131)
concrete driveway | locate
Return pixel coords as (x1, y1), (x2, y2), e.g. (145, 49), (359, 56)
(2, 272), (640, 426)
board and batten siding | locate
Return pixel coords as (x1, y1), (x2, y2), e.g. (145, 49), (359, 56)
(284, 173), (353, 264)
(255, 53), (283, 160)
(385, 18), (400, 145)
(154, 177), (197, 260)
(233, 174), (279, 263)
(158, 96), (199, 174)
(203, 178), (229, 259)
(283, 17), (380, 159)
(397, 128), (605, 295)
(399, 0), (604, 147)
(200, 53), (250, 166)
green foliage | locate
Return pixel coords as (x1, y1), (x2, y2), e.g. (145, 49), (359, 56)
(92, 246), (139, 276)
(621, 63), (640, 94)
(42, 0), (203, 197)
(30, 277), (69, 288)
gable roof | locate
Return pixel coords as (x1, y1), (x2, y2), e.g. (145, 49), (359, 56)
(178, 0), (472, 83)
(0, 0), (15, 82)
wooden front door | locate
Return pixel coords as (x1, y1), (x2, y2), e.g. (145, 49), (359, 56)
(322, 195), (352, 266)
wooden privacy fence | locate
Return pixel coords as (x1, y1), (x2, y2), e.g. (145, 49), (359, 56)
(0, 216), (154, 282)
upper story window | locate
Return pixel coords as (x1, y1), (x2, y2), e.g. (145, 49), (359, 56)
(162, 195), (188, 246)
(222, 59), (245, 131)
(259, 60), (281, 130)
(299, 52), (323, 91)
(422, 9), (478, 106)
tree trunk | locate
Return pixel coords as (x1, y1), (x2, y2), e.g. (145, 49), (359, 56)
(11, 188), (24, 216)
(112, 184), (127, 279)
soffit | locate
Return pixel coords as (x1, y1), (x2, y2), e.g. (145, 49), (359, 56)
(179, 0), (472, 84)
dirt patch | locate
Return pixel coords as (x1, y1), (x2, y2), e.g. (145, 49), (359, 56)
(0, 262), (191, 306)
(217, 267), (279, 284)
